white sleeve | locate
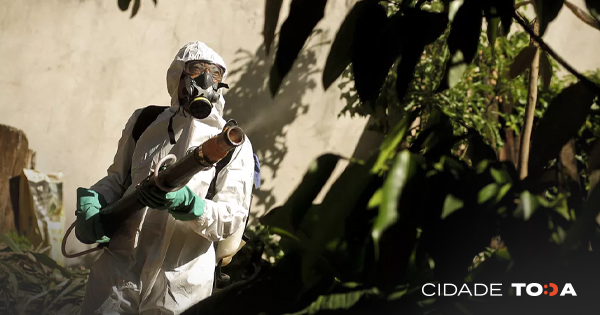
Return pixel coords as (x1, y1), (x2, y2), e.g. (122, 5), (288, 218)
(187, 139), (255, 242)
(90, 110), (141, 205)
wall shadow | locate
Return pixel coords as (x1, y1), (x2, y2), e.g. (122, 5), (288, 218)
(223, 43), (319, 216)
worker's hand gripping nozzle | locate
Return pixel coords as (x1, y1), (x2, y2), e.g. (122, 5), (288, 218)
(94, 126), (245, 239)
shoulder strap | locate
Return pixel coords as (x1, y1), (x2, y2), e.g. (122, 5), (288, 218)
(124, 105), (168, 191)
(132, 105), (168, 144)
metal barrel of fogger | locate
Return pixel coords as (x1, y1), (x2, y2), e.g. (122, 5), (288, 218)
(98, 126), (245, 238)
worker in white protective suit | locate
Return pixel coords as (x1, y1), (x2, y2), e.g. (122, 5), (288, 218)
(75, 41), (255, 314)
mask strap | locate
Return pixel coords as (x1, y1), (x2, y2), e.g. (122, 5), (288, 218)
(167, 106), (184, 145)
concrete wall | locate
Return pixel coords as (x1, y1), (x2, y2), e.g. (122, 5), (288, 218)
(0, 0), (374, 266)
(540, 0), (600, 75)
(1, 0), (599, 266)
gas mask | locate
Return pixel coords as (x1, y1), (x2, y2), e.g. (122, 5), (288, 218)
(179, 71), (229, 119)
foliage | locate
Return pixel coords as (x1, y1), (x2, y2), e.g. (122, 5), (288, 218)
(180, 0), (600, 314)
(185, 117), (600, 314)
(218, 224), (284, 288)
(109, 0), (600, 313)
(0, 234), (89, 315)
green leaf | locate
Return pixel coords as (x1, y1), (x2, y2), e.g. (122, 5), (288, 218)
(351, 1), (391, 103)
(497, 183), (512, 202)
(487, 17), (499, 49)
(539, 51), (553, 90)
(130, 0), (140, 18)
(499, 0), (515, 34)
(270, 0), (327, 96)
(118, 0), (131, 11)
(565, 1), (600, 30)
(517, 190), (538, 220)
(322, 1), (367, 90)
(509, 46), (537, 79)
(448, 0), (465, 22)
(586, 0), (600, 22)
(490, 167), (511, 184)
(396, 8), (448, 100)
(270, 227), (301, 243)
(288, 286), (380, 314)
(289, 154), (341, 228)
(529, 81), (597, 177)
(482, 0), (507, 47)
(466, 128), (497, 165)
(263, 0), (283, 56)
(478, 183), (499, 204)
(412, 107), (457, 158)
(441, 0), (483, 90)
(30, 252), (72, 277)
(367, 188), (383, 209)
(260, 154), (341, 231)
(372, 151), (420, 256)
(533, 0), (565, 36)
(1, 233), (23, 253)
(442, 194), (464, 219)
(302, 159), (375, 284)
(563, 181), (600, 251)
(372, 109), (419, 174)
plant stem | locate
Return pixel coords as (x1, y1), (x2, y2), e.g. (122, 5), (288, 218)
(513, 10), (600, 95)
(518, 19), (540, 180)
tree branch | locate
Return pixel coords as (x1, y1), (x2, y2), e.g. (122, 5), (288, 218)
(518, 20), (541, 180)
(513, 10), (600, 95)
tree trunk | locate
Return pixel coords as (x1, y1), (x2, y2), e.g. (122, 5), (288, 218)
(0, 124), (30, 233)
(499, 98), (517, 166)
(518, 20), (540, 180)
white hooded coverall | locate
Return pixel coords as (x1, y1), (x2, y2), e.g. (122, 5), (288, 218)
(80, 42), (254, 314)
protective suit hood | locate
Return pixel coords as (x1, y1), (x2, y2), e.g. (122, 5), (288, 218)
(166, 41), (228, 116)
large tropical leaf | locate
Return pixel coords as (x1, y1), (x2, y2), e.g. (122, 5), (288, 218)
(372, 109), (420, 174)
(395, 8), (448, 100)
(372, 151), (421, 256)
(440, 0), (483, 90)
(509, 45), (537, 79)
(483, 0), (515, 47)
(263, 0), (284, 55)
(529, 81), (597, 177)
(533, 0), (565, 36)
(563, 180), (600, 252)
(322, 1), (368, 90)
(270, 0), (328, 96)
(539, 51), (553, 90)
(351, 1), (391, 103)
(260, 154), (341, 232)
(118, 0), (131, 11)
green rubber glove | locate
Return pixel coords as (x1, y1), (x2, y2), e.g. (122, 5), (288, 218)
(137, 184), (205, 221)
(75, 188), (111, 244)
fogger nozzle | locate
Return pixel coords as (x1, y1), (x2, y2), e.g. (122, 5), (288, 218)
(200, 126), (245, 164)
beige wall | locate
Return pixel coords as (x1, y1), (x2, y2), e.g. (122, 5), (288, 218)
(540, 0), (600, 75)
(0, 0), (373, 266)
(1, 0), (599, 266)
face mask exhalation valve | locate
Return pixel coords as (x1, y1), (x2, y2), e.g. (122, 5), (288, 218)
(180, 71), (227, 119)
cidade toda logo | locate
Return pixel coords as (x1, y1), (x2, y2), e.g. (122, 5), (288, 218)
(422, 283), (576, 297)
